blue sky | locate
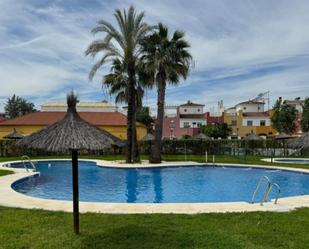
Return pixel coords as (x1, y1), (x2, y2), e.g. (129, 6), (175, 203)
(0, 0), (309, 113)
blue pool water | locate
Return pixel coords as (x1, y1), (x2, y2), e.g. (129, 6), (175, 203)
(11, 161), (309, 203)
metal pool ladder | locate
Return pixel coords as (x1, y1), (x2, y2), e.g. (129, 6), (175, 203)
(21, 155), (36, 172)
(251, 175), (281, 205)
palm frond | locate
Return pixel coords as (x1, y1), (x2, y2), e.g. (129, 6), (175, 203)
(88, 52), (114, 81)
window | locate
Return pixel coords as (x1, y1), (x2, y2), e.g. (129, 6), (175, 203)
(231, 120), (237, 126)
(247, 120), (253, 126)
(184, 109), (187, 112)
(183, 122), (190, 128)
(197, 109), (200, 112)
(243, 107), (247, 110)
(260, 120), (266, 126)
(258, 106), (261, 110)
(197, 122), (202, 127)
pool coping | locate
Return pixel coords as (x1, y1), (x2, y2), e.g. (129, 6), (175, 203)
(262, 158), (309, 164)
(1, 159), (309, 214)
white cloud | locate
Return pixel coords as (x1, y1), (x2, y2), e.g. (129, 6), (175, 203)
(0, 0), (308, 113)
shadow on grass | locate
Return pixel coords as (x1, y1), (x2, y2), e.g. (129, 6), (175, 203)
(80, 223), (194, 249)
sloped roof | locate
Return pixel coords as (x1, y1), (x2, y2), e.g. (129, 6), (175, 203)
(0, 111), (145, 127)
(179, 101), (204, 107)
(17, 93), (124, 152)
(237, 100), (265, 105)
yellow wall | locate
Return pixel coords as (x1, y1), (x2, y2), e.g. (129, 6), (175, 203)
(98, 125), (147, 140)
(0, 125), (147, 141)
(224, 112), (277, 138)
(0, 125), (45, 139)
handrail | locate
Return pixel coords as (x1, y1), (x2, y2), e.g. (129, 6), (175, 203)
(251, 175), (272, 205)
(252, 176), (281, 205)
(21, 155), (36, 172)
(272, 183), (281, 204)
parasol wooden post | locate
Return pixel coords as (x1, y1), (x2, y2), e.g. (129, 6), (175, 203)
(72, 149), (79, 234)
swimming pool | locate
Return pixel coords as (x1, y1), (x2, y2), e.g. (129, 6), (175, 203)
(10, 160), (309, 203)
(272, 158), (309, 164)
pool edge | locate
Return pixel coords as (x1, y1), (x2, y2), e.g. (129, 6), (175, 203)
(1, 159), (309, 214)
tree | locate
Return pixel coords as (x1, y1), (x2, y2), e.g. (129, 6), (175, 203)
(141, 23), (192, 163)
(104, 59), (148, 110)
(200, 123), (231, 139)
(271, 97), (297, 134)
(4, 94), (36, 119)
(136, 107), (154, 133)
(301, 98), (309, 132)
(271, 97), (282, 132)
(85, 6), (152, 163)
(104, 59), (153, 145)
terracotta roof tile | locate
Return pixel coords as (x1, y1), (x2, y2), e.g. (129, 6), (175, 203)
(0, 112), (144, 127)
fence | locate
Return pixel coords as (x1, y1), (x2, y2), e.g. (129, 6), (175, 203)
(0, 138), (305, 157)
(140, 139), (302, 157)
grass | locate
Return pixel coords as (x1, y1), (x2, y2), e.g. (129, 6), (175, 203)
(0, 169), (13, 176)
(0, 206), (308, 249)
(0, 154), (308, 248)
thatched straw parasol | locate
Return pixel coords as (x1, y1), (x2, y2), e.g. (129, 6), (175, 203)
(141, 133), (155, 141)
(244, 133), (262, 158)
(275, 133), (293, 157)
(289, 132), (309, 150)
(4, 128), (24, 140)
(18, 92), (123, 234)
(275, 133), (293, 140)
(194, 133), (211, 140)
(244, 133), (262, 141)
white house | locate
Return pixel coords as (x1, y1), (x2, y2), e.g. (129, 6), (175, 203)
(178, 101), (206, 128)
(235, 100), (265, 113)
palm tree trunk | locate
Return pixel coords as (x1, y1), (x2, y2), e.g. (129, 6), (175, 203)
(127, 62), (141, 163)
(150, 78), (166, 163)
(132, 95), (141, 163)
(126, 63), (135, 163)
(133, 126), (140, 162)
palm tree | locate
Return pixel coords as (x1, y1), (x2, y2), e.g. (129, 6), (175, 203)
(104, 58), (151, 160)
(104, 59), (145, 109)
(85, 6), (152, 163)
(141, 23), (192, 163)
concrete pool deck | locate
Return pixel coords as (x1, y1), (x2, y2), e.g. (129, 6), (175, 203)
(262, 158), (309, 164)
(1, 159), (309, 214)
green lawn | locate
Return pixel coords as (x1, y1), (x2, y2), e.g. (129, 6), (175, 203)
(0, 206), (308, 249)
(0, 155), (308, 248)
(0, 169), (13, 176)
